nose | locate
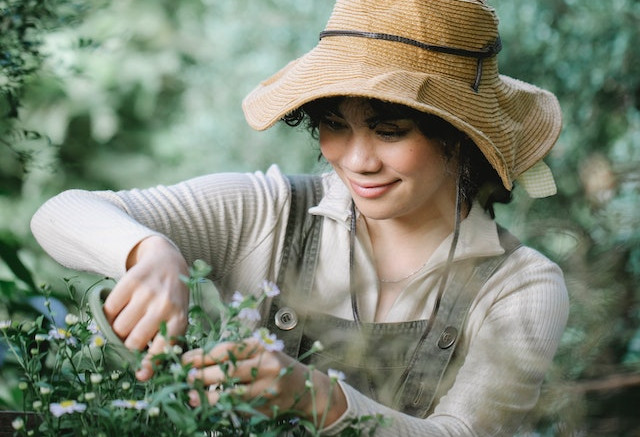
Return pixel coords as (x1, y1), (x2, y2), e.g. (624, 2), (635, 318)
(343, 133), (382, 174)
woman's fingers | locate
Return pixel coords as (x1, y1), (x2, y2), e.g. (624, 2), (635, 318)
(135, 317), (187, 381)
(105, 235), (190, 349)
(182, 339), (260, 367)
(103, 275), (136, 326)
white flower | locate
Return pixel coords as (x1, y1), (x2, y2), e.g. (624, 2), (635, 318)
(87, 320), (99, 334)
(0, 320), (11, 329)
(47, 327), (77, 345)
(50, 400), (87, 417)
(169, 363), (183, 377)
(253, 328), (284, 352)
(327, 368), (346, 382)
(311, 340), (324, 352)
(172, 345), (183, 355)
(231, 291), (244, 308)
(148, 406), (160, 417)
(84, 392), (96, 401)
(64, 313), (79, 325)
(90, 373), (103, 384)
(34, 333), (48, 342)
(111, 399), (148, 410)
(261, 280), (280, 297)
(39, 386), (51, 395)
(110, 371), (121, 380)
(11, 417), (24, 430)
(238, 307), (261, 322)
(32, 401), (42, 410)
(121, 381), (131, 390)
(90, 333), (106, 348)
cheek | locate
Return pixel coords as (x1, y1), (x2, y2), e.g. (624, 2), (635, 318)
(393, 142), (447, 178)
(319, 136), (341, 164)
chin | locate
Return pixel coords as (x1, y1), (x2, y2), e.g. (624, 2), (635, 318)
(353, 202), (401, 221)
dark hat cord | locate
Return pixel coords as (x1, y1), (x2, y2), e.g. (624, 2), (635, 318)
(319, 30), (502, 92)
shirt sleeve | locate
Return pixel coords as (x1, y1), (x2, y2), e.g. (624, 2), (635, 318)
(322, 248), (569, 436)
(30, 165), (292, 281)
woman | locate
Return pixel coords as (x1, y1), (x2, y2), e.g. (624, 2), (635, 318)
(31, 0), (569, 435)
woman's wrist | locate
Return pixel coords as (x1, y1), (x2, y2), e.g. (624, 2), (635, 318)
(306, 368), (348, 428)
(126, 235), (181, 270)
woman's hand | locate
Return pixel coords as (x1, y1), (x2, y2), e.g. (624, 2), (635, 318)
(182, 338), (348, 427)
(104, 235), (190, 381)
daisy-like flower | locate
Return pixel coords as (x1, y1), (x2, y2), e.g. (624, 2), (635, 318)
(0, 320), (12, 329)
(327, 368), (346, 382)
(261, 280), (280, 297)
(64, 313), (79, 326)
(231, 291), (244, 308)
(49, 400), (87, 417)
(253, 328), (284, 352)
(238, 307), (261, 322)
(90, 333), (106, 348)
(87, 320), (99, 334)
(111, 399), (149, 410)
(48, 327), (77, 345)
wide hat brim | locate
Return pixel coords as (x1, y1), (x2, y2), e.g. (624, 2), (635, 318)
(242, 0), (562, 194)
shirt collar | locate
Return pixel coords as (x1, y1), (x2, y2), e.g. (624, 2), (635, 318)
(309, 171), (505, 261)
(308, 172), (353, 226)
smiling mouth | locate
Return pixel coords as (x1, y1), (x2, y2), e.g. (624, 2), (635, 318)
(349, 179), (399, 199)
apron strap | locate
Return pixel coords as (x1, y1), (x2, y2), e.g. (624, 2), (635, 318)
(266, 175), (324, 358)
(394, 225), (522, 417)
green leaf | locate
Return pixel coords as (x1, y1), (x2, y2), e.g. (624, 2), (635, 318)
(0, 236), (36, 290)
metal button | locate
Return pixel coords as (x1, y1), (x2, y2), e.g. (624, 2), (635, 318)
(274, 307), (298, 330)
(437, 326), (458, 349)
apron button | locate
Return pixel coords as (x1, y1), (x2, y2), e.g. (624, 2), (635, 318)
(274, 307), (298, 330)
(437, 326), (458, 349)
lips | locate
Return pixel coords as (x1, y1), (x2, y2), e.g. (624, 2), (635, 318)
(349, 179), (399, 199)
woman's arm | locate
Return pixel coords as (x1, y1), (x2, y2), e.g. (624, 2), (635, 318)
(31, 166), (293, 378)
(30, 167), (291, 279)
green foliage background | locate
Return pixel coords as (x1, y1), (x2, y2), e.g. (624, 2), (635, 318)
(1, 0), (639, 435)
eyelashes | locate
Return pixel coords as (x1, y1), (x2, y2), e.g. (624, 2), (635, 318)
(319, 115), (412, 140)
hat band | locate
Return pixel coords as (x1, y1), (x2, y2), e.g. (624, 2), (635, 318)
(319, 30), (502, 92)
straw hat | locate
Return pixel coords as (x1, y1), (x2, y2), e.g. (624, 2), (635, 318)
(242, 0), (562, 197)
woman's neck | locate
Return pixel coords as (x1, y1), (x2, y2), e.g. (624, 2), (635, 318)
(364, 200), (468, 290)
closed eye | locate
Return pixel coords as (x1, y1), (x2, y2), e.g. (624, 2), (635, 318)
(319, 115), (347, 131)
(373, 122), (411, 141)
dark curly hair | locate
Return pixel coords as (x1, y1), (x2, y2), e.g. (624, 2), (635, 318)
(283, 97), (512, 218)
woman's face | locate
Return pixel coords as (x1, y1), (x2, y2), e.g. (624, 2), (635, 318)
(319, 98), (459, 224)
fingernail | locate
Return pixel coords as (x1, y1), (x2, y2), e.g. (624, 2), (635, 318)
(188, 391), (199, 406)
(136, 368), (150, 381)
